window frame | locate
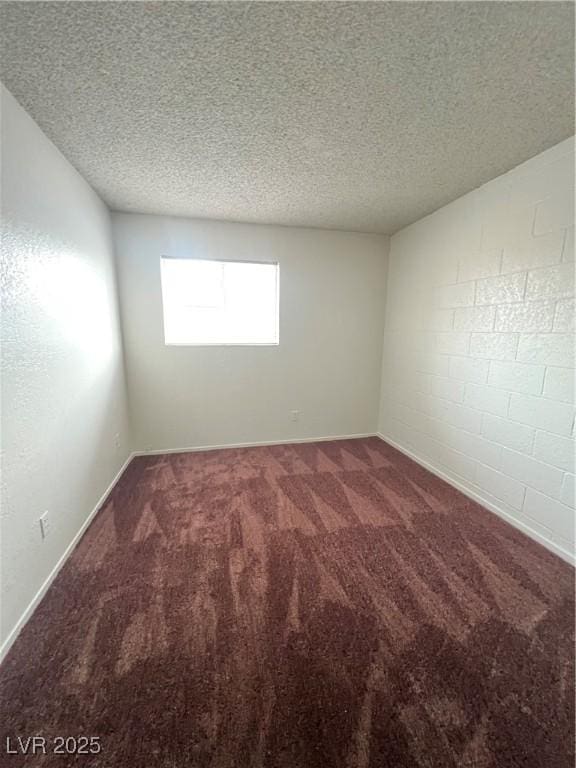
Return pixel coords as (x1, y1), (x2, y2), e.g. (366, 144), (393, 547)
(160, 255), (280, 347)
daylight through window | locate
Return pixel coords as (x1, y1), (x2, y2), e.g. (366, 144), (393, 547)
(160, 257), (279, 345)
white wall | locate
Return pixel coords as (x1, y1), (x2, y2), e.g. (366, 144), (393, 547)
(2, 82), (571, 664)
(379, 137), (575, 561)
(0, 86), (131, 651)
(113, 214), (388, 451)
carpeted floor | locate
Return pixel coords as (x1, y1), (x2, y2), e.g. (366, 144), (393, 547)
(1, 437), (573, 767)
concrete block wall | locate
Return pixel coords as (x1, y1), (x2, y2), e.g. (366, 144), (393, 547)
(379, 137), (575, 561)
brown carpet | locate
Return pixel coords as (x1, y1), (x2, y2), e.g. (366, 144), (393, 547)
(1, 437), (573, 767)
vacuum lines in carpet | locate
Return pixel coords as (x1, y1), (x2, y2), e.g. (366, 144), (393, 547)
(0, 437), (573, 767)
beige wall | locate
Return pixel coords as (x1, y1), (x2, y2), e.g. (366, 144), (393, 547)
(113, 213), (388, 452)
(379, 137), (575, 562)
(0, 86), (132, 651)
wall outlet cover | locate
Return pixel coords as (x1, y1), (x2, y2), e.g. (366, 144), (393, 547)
(39, 511), (50, 540)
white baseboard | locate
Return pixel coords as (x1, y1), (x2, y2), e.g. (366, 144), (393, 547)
(376, 432), (574, 566)
(6, 429), (568, 665)
(133, 432), (377, 457)
(0, 451), (136, 664)
(1, 432), (375, 663)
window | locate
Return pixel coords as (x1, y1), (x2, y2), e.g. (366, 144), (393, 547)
(160, 257), (279, 345)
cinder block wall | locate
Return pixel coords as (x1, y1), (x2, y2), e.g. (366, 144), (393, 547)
(379, 137), (575, 560)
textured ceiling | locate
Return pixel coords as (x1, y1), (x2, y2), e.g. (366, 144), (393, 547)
(0, 1), (574, 234)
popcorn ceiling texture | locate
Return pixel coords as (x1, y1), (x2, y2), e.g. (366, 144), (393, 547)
(0, 1), (574, 234)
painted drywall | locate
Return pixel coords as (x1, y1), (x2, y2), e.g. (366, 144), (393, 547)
(0, 85), (131, 650)
(379, 136), (575, 561)
(113, 214), (388, 451)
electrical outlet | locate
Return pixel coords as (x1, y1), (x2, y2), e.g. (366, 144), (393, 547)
(114, 433), (121, 449)
(290, 410), (300, 422)
(39, 511), (50, 540)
